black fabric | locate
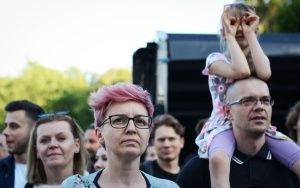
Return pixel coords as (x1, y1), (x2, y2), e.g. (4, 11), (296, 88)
(24, 182), (34, 188)
(140, 160), (179, 182)
(87, 156), (97, 174)
(140, 161), (153, 175)
(176, 144), (300, 188)
(0, 155), (15, 188)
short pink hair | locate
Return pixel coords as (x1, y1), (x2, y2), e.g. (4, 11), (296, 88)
(89, 82), (154, 127)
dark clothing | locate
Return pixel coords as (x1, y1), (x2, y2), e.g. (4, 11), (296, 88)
(87, 156), (97, 174)
(177, 144), (300, 188)
(140, 160), (178, 182)
(24, 183), (33, 188)
(0, 155), (15, 188)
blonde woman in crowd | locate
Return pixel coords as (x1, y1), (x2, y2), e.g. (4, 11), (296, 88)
(25, 112), (87, 188)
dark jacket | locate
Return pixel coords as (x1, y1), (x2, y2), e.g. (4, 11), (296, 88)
(0, 155), (15, 188)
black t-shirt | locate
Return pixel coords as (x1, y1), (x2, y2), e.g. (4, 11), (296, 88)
(140, 160), (178, 182)
(176, 144), (300, 188)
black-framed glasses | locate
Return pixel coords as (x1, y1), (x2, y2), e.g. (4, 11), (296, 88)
(99, 114), (152, 129)
(228, 96), (274, 107)
(38, 111), (70, 119)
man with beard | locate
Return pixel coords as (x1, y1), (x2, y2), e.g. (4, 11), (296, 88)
(140, 114), (185, 182)
(0, 100), (44, 188)
(84, 123), (101, 173)
(177, 77), (300, 188)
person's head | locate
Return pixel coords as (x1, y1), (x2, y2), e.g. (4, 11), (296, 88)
(27, 112), (87, 184)
(220, 3), (258, 52)
(285, 101), (300, 143)
(143, 144), (157, 162)
(94, 145), (108, 171)
(3, 100), (44, 155)
(84, 123), (100, 158)
(224, 77), (273, 139)
(151, 114), (185, 163)
(195, 117), (209, 135)
(89, 82), (154, 161)
(0, 133), (9, 159)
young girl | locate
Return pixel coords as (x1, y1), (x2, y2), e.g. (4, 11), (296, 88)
(195, 3), (300, 188)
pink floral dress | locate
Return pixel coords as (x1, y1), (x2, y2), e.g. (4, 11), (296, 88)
(195, 52), (287, 159)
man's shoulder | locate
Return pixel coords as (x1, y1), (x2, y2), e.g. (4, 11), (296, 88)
(141, 171), (180, 188)
(140, 160), (155, 174)
(177, 156), (210, 188)
(230, 147), (300, 188)
(0, 155), (14, 168)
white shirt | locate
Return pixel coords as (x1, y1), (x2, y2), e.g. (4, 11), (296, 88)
(14, 162), (27, 188)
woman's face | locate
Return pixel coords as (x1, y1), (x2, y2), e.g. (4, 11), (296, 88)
(94, 146), (108, 171)
(36, 121), (79, 171)
(97, 100), (150, 161)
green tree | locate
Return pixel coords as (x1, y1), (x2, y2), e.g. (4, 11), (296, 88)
(245, 0), (300, 33)
(0, 62), (132, 132)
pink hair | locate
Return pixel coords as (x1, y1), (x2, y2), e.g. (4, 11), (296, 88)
(89, 82), (154, 127)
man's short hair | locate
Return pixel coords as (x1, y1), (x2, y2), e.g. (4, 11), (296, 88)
(151, 114), (185, 139)
(5, 100), (44, 122)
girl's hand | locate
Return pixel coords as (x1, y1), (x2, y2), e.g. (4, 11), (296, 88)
(222, 7), (240, 38)
(241, 12), (260, 38)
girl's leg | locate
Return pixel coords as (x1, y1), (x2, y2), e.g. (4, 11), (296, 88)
(266, 136), (300, 179)
(209, 129), (235, 188)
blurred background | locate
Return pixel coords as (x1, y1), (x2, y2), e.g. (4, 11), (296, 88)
(0, 0), (299, 134)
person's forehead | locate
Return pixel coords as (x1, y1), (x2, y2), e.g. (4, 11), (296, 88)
(106, 100), (148, 116)
(227, 7), (249, 17)
(5, 110), (28, 125)
(37, 121), (72, 137)
(154, 125), (179, 138)
(85, 129), (97, 137)
(232, 80), (269, 97)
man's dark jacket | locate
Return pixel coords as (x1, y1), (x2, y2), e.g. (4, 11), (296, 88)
(0, 155), (15, 188)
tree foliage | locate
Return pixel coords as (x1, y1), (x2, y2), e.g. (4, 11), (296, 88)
(245, 0), (300, 33)
(0, 62), (132, 132)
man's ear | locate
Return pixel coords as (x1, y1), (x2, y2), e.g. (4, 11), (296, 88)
(223, 105), (233, 121)
(95, 127), (105, 145)
(180, 137), (185, 149)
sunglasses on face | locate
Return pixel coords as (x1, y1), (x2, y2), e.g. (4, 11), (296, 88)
(38, 111), (70, 119)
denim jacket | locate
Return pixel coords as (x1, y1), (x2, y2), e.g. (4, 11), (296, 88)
(61, 170), (179, 188)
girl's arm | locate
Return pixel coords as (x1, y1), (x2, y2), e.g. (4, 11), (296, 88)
(242, 12), (271, 81)
(210, 8), (251, 79)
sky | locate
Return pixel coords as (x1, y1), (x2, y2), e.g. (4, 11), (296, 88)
(0, 0), (234, 77)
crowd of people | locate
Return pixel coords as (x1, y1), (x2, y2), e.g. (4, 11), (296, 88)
(0, 2), (300, 188)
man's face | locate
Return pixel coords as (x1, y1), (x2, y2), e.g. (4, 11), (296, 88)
(84, 129), (100, 158)
(225, 79), (272, 138)
(153, 125), (184, 162)
(3, 110), (31, 155)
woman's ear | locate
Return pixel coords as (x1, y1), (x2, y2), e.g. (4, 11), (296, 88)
(74, 138), (80, 153)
